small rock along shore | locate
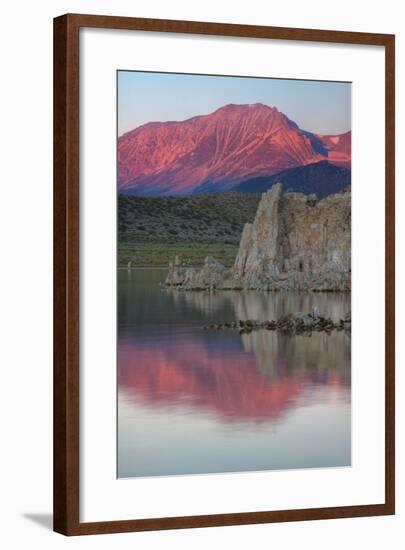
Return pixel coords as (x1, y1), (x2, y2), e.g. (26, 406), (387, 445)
(204, 310), (351, 336)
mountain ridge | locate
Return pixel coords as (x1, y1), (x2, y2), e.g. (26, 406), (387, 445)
(118, 103), (351, 195)
(229, 160), (351, 199)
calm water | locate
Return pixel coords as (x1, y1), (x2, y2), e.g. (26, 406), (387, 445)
(118, 269), (351, 478)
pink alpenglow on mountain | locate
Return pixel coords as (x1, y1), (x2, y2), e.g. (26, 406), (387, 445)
(118, 103), (351, 195)
(315, 131), (351, 167)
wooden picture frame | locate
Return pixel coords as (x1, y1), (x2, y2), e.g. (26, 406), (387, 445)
(54, 13), (395, 535)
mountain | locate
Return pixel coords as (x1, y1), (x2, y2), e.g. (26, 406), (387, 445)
(231, 160), (351, 199)
(316, 131), (351, 167)
(118, 103), (351, 195)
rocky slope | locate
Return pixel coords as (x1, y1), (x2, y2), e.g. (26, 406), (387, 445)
(118, 103), (351, 195)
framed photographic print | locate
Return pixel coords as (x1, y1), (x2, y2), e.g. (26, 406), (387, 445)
(53, 13), (395, 535)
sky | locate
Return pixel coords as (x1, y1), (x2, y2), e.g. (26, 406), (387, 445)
(118, 71), (351, 137)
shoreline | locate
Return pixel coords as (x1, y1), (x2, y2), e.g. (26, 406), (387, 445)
(118, 266), (168, 271)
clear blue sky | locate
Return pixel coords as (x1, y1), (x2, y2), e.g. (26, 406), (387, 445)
(118, 71), (351, 137)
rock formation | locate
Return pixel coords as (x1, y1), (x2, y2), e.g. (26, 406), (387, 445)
(167, 255), (227, 291)
(165, 183), (351, 291)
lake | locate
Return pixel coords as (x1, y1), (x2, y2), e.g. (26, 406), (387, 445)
(118, 269), (351, 478)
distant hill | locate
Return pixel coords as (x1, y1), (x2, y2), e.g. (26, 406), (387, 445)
(118, 103), (351, 195)
(231, 161), (351, 199)
(119, 192), (260, 242)
(118, 192), (260, 267)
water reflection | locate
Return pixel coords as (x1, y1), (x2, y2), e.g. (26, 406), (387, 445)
(119, 330), (350, 423)
(118, 269), (351, 477)
(165, 286), (350, 322)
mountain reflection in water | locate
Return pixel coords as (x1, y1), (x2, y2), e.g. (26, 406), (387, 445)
(118, 269), (351, 477)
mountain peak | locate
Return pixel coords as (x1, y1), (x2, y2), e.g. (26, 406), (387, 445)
(215, 102), (273, 111)
(212, 103), (279, 118)
(118, 104), (351, 195)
